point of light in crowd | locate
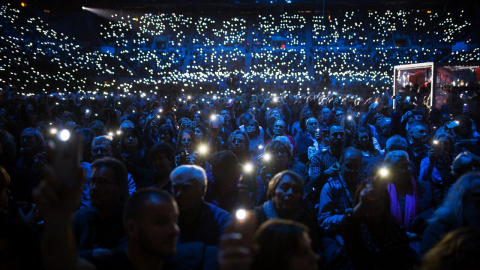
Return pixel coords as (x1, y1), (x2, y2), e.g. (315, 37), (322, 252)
(263, 153), (271, 161)
(235, 209), (247, 220)
(379, 167), (389, 177)
(108, 132), (114, 137)
(198, 144), (208, 154)
(50, 128), (58, 135)
(243, 163), (253, 173)
(58, 129), (70, 141)
(116, 130), (122, 136)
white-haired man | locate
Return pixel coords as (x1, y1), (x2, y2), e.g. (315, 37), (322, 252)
(171, 165), (231, 246)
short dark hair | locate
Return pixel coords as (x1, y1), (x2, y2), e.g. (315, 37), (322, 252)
(123, 189), (176, 225)
(265, 140), (292, 161)
(245, 119), (260, 137)
(91, 157), (127, 186)
(252, 219), (309, 270)
(150, 142), (175, 166)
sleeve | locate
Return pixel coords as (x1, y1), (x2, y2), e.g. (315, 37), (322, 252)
(307, 154), (324, 191)
(318, 183), (345, 233)
(255, 175), (267, 206)
(127, 174), (136, 196)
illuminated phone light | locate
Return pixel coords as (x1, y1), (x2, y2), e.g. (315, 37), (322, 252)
(379, 167), (389, 177)
(263, 153), (271, 161)
(258, 144), (263, 149)
(58, 129), (70, 142)
(198, 144), (208, 154)
(347, 115), (353, 120)
(433, 140), (439, 145)
(116, 130), (122, 136)
(236, 209), (247, 220)
(243, 163), (254, 173)
(50, 128), (58, 135)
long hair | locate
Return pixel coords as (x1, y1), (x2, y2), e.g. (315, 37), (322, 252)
(267, 170), (304, 200)
(428, 172), (480, 228)
(352, 127), (377, 154)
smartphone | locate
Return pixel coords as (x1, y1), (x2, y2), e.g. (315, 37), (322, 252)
(405, 96), (411, 103)
(211, 115), (220, 129)
(233, 209), (257, 247)
(432, 140), (444, 154)
(49, 130), (83, 187)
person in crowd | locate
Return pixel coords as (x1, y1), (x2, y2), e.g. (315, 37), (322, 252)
(0, 166), (44, 269)
(254, 170), (319, 250)
(73, 157), (128, 261)
(36, 169), (180, 270)
(308, 124), (345, 204)
(352, 127), (381, 170)
(171, 165), (231, 246)
(406, 122), (430, 178)
(12, 127), (44, 203)
(319, 107), (331, 129)
(244, 119), (264, 156)
(120, 127), (151, 169)
(382, 150), (434, 234)
(220, 108), (237, 143)
(296, 117), (321, 164)
(419, 133), (456, 205)
(175, 128), (198, 166)
(205, 150), (243, 213)
(450, 151), (480, 180)
(318, 147), (363, 261)
(266, 119), (296, 155)
(218, 219), (318, 270)
(420, 172), (480, 255)
(227, 130), (252, 165)
(193, 123), (208, 144)
(81, 136), (136, 207)
(124, 142), (175, 192)
(419, 227), (480, 270)
(158, 123), (177, 151)
(335, 177), (415, 270)
(365, 134), (419, 179)
(256, 140), (308, 206)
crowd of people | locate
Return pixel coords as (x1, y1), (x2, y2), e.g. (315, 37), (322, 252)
(1, 4), (479, 96)
(1, 2), (480, 270)
(2, 76), (480, 269)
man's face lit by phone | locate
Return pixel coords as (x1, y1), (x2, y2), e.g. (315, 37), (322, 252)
(91, 141), (112, 161)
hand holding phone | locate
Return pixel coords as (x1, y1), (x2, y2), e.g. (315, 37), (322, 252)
(49, 130), (83, 188)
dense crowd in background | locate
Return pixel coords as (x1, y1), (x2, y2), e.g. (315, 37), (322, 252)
(1, 2), (480, 270)
(1, 4), (479, 97)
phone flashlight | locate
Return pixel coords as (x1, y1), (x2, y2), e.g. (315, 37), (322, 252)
(50, 128), (58, 135)
(378, 167), (389, 178)
(433, 140), (439, 145)
(108, 132), (114, 137)
(198, 144), (208, 155)
(273, 97), (278, 102)
(263, 153), (271, 162)
(243, 163), (254, 173)
(347, 115), (353, 120)
(235, 209), (247, 220)
(58, 129), (70, 142)
(116, 130), (122, 136)
(258, 144), (264, 150)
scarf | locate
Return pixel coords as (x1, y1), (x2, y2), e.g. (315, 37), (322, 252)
(263, 200), (302, 221)
(387, 177), (418, 231)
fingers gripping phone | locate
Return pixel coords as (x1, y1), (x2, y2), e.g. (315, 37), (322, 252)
(233, 209), (257, 247)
